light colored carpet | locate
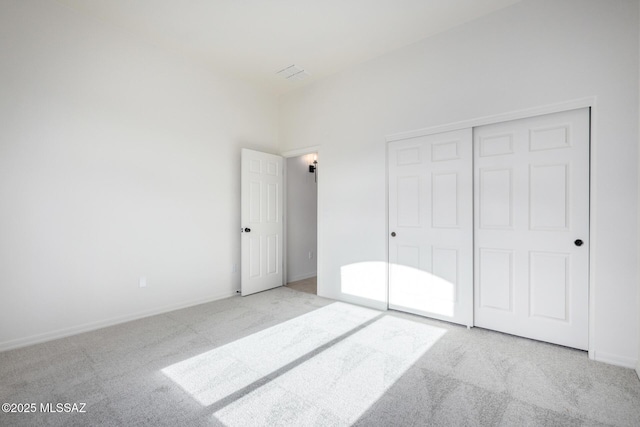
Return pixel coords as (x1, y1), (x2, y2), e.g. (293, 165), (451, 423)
(1, 286), (639, 426)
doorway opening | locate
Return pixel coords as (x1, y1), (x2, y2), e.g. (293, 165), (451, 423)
(284, 152), (318, 295)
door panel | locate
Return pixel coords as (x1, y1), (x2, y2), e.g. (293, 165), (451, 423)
(474, 108), (589, 350)
(478, 248), (514, 312)
(479, 168), (513, 229)
(529, 164), (569, 230)
(241, 149), (283, 296)
(529, 251), (569, 320)
(397, 176), (421, 226)
(432, 172), (458, 227)
(388, 129), (473, 326)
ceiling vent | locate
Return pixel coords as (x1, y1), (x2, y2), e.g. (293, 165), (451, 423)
(276, 64), (310, 82)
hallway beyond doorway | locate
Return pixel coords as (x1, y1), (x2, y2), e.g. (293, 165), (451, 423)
(286, 276), (317, 295)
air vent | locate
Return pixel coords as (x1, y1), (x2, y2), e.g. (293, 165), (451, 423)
(276, 64), (310, 82)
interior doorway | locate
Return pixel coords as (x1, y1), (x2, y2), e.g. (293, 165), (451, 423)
(284, 152), (318, 294)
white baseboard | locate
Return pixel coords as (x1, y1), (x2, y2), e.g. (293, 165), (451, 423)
(0, 291), (236, 353)
(287, 272), (317, 283)
(336, 292), (388, 312)
(593, 351), (638, 369)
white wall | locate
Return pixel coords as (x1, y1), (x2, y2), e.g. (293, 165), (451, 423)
(280, 0), (639, 367)
(0, 0), (279, 350)
(286, 155), (318, 282)
(637, 0), (640, 380)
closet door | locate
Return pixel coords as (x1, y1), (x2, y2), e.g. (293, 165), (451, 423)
(388, 129), (473, 326)
(474, 108), (590, 350)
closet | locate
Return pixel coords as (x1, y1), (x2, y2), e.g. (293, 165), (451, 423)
(388, 108), (589, 350)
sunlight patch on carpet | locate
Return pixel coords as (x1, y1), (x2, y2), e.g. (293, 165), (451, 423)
(161, 302), (381, 406)
(212, 315), (446, 425)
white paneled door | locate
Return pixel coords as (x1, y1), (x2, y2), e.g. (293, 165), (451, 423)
(474, 108), (590, 350)
(241, 149), (284, 296)
(388, 129), (473, 326)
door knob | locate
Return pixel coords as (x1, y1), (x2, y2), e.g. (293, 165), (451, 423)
(244, 228), (251, 233)
(574, 239), (583, 247)
(391, 232), (396, 237)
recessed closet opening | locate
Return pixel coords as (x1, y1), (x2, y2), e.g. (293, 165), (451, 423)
(388, 107), (590, 351)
